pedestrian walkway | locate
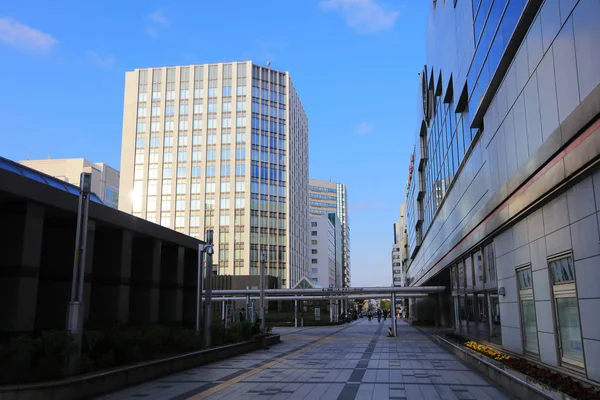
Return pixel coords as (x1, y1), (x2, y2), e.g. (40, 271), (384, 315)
(96, 319), (511, 399)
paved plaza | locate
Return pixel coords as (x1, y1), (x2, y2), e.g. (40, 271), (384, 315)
(96, 319), (511, 400)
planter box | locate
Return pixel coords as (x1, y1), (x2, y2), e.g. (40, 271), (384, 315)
(0, 334), (280, 400)
(435, 335), (560, 400)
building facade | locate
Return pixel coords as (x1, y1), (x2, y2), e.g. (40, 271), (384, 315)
(405, 0), (600, 383)
(20, 158), (120, 209)
(119, 62), (309, 288)
(308, 178), (351, 287)
(392, 205), (404, 287)
(309, 213), (342, 288)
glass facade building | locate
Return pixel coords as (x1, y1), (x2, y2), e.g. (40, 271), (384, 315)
(119, 62), (309, 288)
(405, 0), (600, 383)
(308, 178), (351, 287)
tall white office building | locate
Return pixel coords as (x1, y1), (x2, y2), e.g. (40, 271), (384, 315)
(119, 61), (309, 288)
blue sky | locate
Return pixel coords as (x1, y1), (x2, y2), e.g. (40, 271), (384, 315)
(0, 0), (428, 287)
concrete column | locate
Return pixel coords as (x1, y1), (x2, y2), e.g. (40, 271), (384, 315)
(0, 202), (45, 335)
(160, 245), (184, 324)
(90, 229), (132, 324)
(130, 238), (162, 324)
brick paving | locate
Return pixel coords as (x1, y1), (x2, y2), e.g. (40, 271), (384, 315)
(96, 319), (511, 400)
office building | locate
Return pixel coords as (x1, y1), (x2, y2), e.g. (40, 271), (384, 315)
(392, 204), (407, 287)
(309, 213), (342, 288)
(404, 0), (600, 384)
(308, 178), (351, 287)
(119, 62), (309, 288)
(20, 158), (120, 209)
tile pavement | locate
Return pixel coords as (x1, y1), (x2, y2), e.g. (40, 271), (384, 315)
(95, 319), (512, 400)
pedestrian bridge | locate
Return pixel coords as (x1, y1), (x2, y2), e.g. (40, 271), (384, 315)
(98, 319), (510, 399)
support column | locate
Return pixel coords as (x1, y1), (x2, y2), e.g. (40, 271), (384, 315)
(160, 245), (184, 324)
(90, 229), (132, 324)
(130, 238), (161, 324)
(0, 203), (45, 335)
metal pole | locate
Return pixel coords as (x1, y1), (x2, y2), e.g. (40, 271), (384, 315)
(76, 195), (90, 302)
(196, 247), (204, 334)
(294, 299), (298, 328)
(66, 172), (92, 372)
(245, 286), (250, 322)
(259, 251), (266, 332)
(70, 194), (83, 301)
(392, 292), (397, 337)
(203, 230), (213, 348)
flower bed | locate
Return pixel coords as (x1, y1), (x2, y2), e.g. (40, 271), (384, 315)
(454, 337), (600, 400)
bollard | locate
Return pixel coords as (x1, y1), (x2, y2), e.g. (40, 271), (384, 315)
(301, 318), (304, 327)
(388, 325), (394, 337)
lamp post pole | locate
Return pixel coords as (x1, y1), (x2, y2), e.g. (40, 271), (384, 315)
(259, 250), (266, 332)
(203, 230), (214, 347)
(196, 246), (204, 334)
(66, 172), (92, 372)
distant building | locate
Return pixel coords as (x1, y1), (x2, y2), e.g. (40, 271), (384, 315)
(19, 158), (120, 208)
(308, 178), (350, 287)
(309, 213), (342, 288)
(392, 204), (407, 287)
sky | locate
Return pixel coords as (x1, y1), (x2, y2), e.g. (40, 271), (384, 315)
(0, 0), (428, 287)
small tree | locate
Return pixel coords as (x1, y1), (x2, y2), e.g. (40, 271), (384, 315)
(380, 299), (391, 310)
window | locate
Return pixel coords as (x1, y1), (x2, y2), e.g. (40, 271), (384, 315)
(548, 254), (583, 367)
(190, 215), (200, 227)
(236, 116), (246, 126)
(177, 151), (187, 162)
(220, 215), (230, 225)
(206, 150), (216, 160)
(311, 259), (317, 264)
(311, 249), (317, 254)
(236, 102), (246, 112)
(176, 183), (186, 194)
(311, 231), (317, 236)
(235, 181), (245, 192)
(517, 266), (538, 354)
(222, 101), (232, 112)
(311, 222), (317, 227)
(136, 137), (145, 149)
(179, 119), (188, 130)
(176, 167), (186, 178)
(311, 240), (317, 245)
(191, 166), (201, 177)
(220, 198), (230, 209)
(190, 199), (200, 210)
(221, 148), (231, 160)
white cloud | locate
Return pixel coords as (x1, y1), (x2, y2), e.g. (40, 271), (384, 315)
(319, 0), (399, 34)
(0, 17), (57, 54)
(148, 10), (169, 26)
(86, 50), (115, 68)
(356, 122), (374, 135)
(146, 10), (169, 38)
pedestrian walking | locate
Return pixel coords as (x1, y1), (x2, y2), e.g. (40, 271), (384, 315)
(377, 308), (382, 323)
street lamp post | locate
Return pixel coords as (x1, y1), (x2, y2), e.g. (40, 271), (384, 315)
(202, 230), (214, 347)
(66, 172), (92, 372)
(259, 250), (266, 332)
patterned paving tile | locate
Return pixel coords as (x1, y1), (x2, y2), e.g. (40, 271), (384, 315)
(96, 320), (512, 400)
